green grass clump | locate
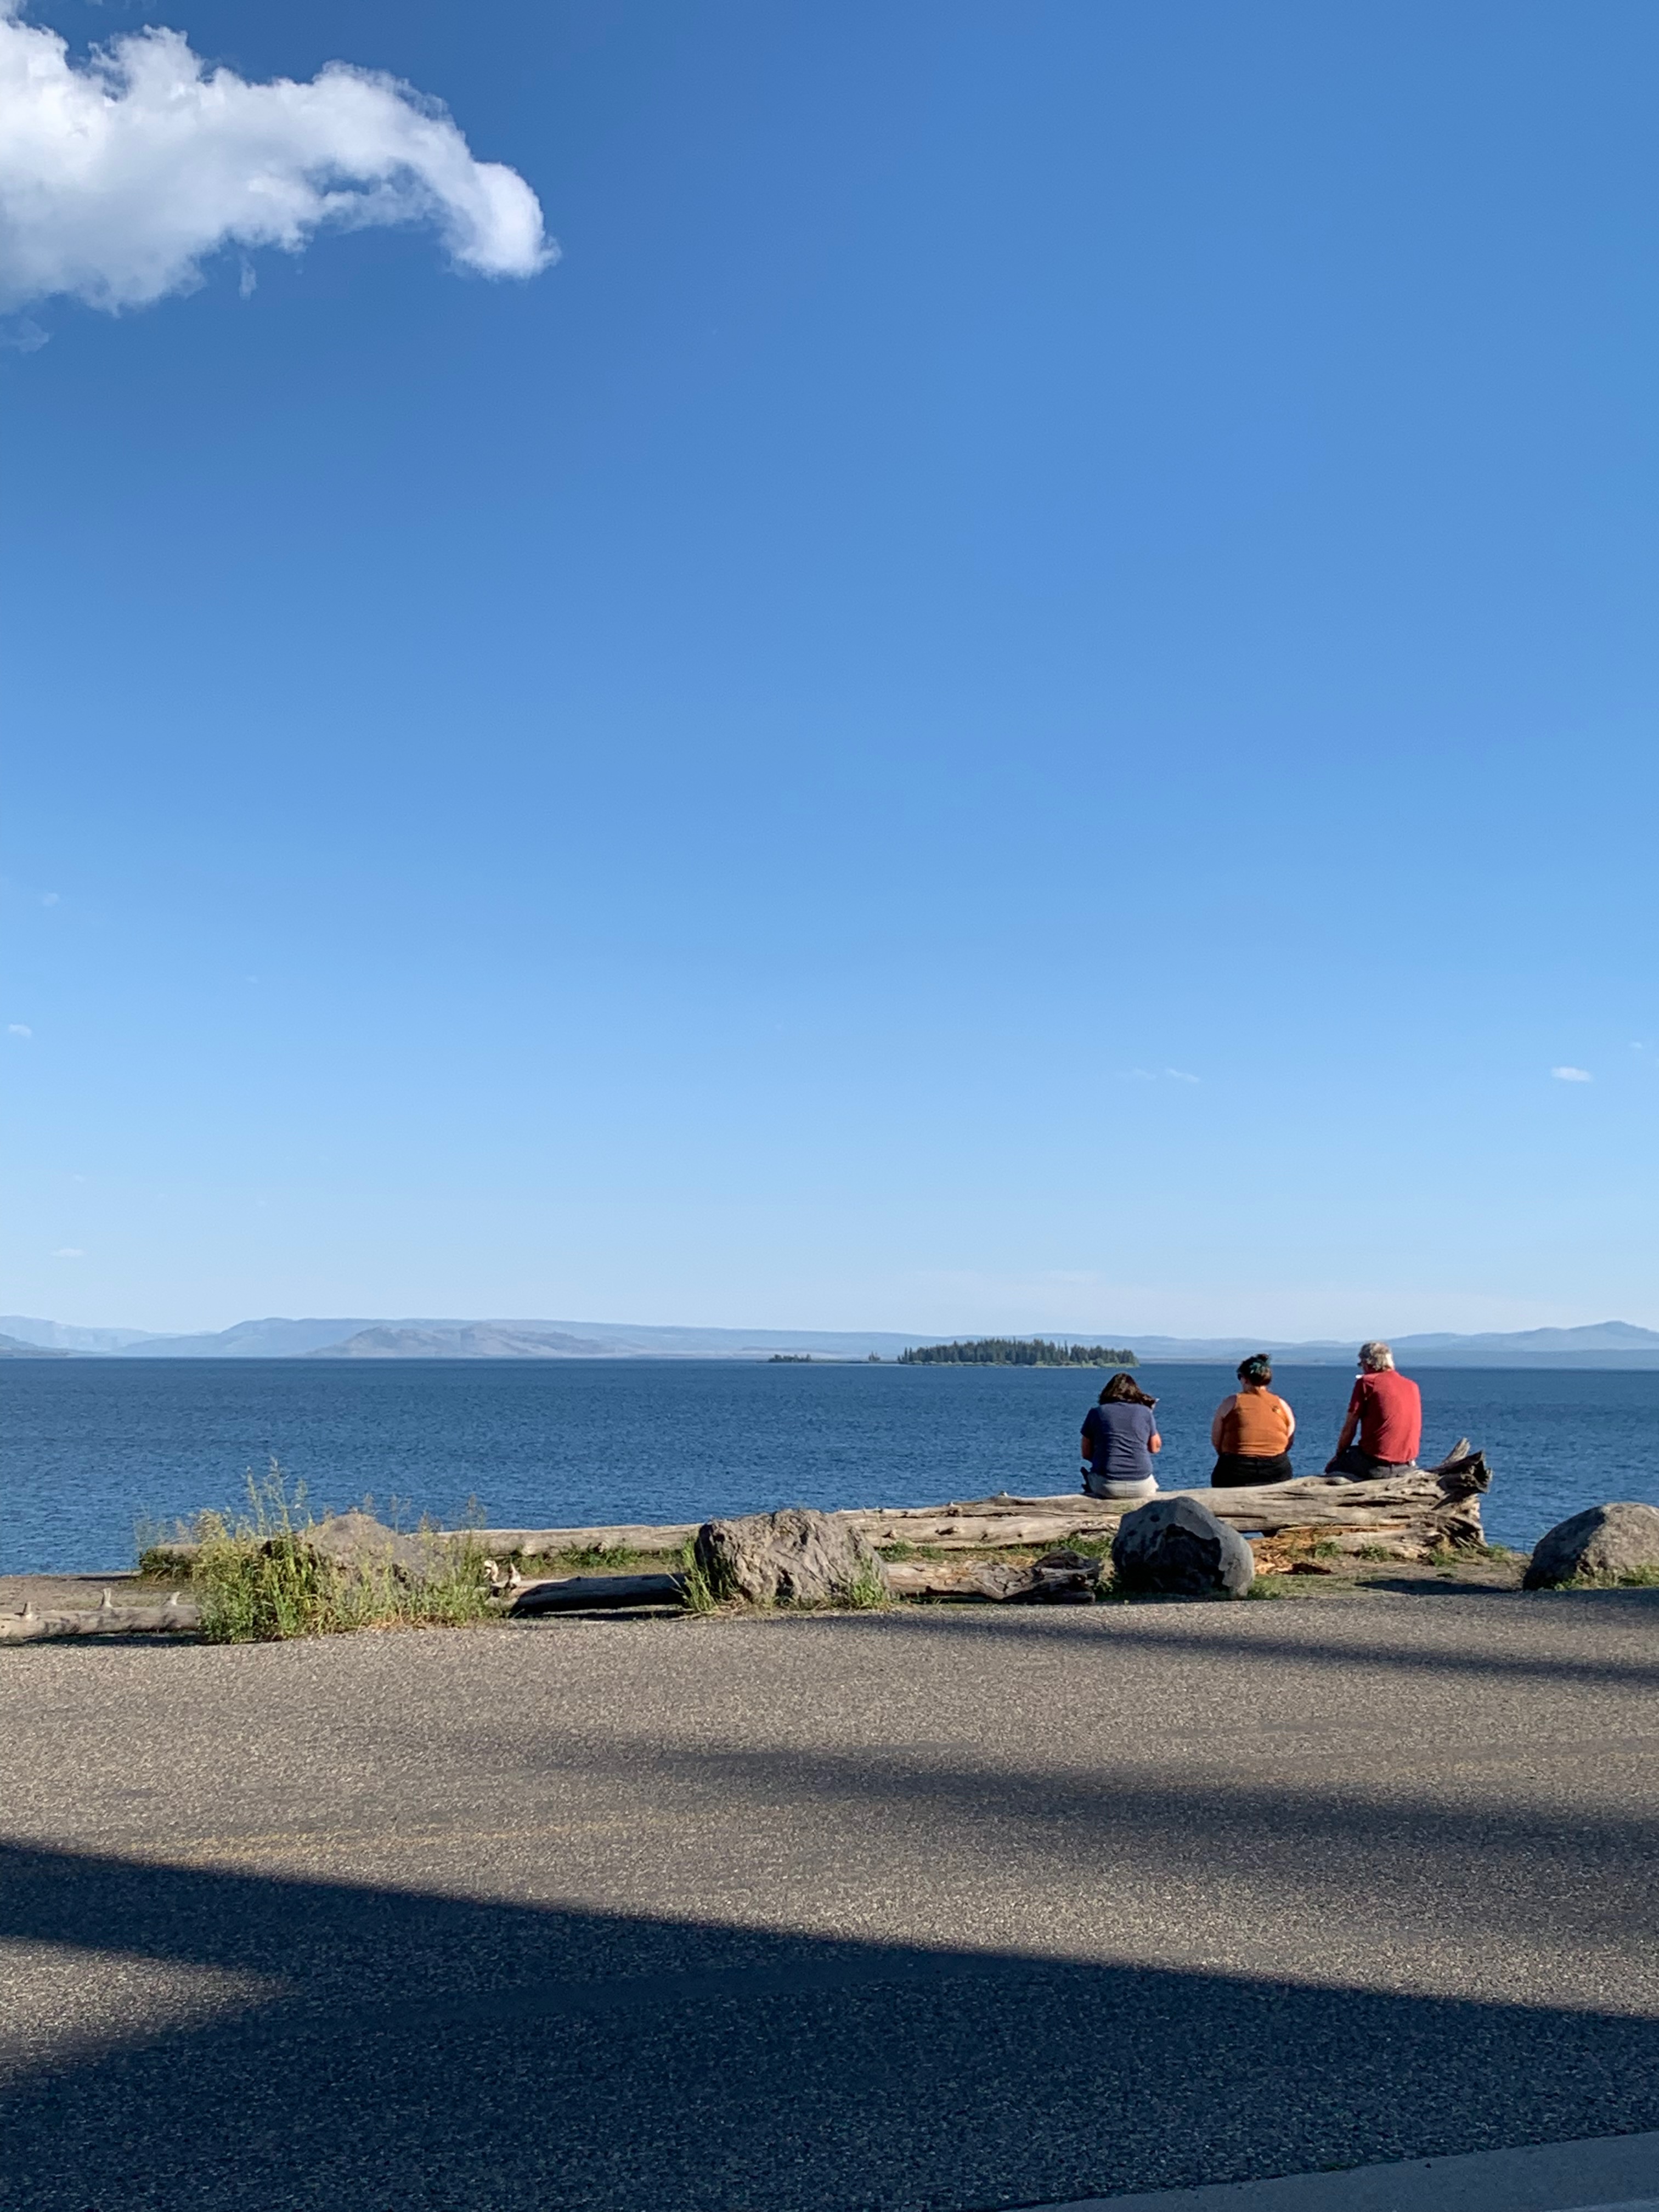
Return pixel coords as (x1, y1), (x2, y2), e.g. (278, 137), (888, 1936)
(677, 1539), (719, 1615)
(1554, 1562), (1659, 1590)
(1425, 1539), (1513, 1568)
(843, 1561), (891, 1610)
(189, 1462), (493, 1643)
(195, 1522), (337, 1641)
(539, 1543), (649, 1572)
(1242, 1578), (1288, 1599)
(1057, 1532), (1117, 1560)
(136, 1543), (198, 1581)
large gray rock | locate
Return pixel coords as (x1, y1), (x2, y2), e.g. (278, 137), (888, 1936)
(695, 1508), (888, 1608)
(1523, 1501), (1659, 1590)
(1111, 1495), (1256, 1598)
(291, 1512), (434, 1582)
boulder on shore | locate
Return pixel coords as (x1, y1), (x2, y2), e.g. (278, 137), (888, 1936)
(695, 1508), (888, 1609)
(288, 1512), (436, 1583)
(1111, 1495), (1256, 1599)
(1522, 1501), (1659, 1590)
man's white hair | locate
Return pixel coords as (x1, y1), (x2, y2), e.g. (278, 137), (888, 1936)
(1358, 1340), (1395, 1372)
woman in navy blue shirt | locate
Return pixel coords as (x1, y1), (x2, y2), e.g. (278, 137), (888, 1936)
(1080, 1373), (1162, 1500)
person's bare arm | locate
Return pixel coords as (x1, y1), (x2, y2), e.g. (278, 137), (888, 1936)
(1210, 1397), (1233, 1452)
(1149, 1430), (1162, 1454)
(1080, 1428), (1094, 1466)
(1335, 1384), (1361, 1454)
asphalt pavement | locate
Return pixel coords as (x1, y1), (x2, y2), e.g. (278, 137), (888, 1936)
(2, 1583), (1656, 2211)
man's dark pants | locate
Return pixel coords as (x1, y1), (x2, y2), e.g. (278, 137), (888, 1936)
(1324, 1446), (1420, 1479)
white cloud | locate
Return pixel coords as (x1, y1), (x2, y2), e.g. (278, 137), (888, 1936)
(0, 5), (554, 313)
(7, 1022), (31, 1037)
(1551, 1065), (1593, 1083)
(52, 1246), (84, 1258)
(1164, 1067), (1200, 1084)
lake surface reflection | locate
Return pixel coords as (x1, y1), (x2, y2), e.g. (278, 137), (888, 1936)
(4, 1357), (1657, 1572)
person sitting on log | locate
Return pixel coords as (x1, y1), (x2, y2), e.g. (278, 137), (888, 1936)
(1207, 1353), (1296, 1488)
(1325, 1340), (1421, 1477)
(1080, 1372), (1161, 1500)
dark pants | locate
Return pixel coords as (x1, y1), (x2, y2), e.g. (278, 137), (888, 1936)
(1210, 1452), (1294, 1488)
(1324, 1445), (1419, 1480)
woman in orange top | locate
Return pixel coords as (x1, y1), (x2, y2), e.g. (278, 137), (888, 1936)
(1209, 1353), (1295, 1488)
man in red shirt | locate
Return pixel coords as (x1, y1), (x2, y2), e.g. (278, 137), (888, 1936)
(1325, 1340), (1422, 1476)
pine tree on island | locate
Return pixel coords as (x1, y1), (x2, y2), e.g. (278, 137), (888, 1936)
(898, 1338), (1137, 1368)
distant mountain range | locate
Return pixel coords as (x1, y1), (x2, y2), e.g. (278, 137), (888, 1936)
(0, 1315), (929, 1359)
(0, 1330), (74, 1358)
(4, 1314), (1659, 1367)
(317, 1325), (612, 1359)
(1128, 1322), (1659, 1367)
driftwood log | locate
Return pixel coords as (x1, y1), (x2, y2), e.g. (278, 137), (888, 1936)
(834, 1450), (1488, 1557)
(473, 1522), (698, 1559)
(883, 1550), (1103, 1604)
(469, 1448), (1491, 1571)
(503, 1571), (686, 1615)
(125, 1451), (1492, 1622)
(0, 1596), (200, 1643)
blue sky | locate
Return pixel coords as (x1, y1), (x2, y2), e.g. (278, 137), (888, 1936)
(3, 0), (1657, 1338)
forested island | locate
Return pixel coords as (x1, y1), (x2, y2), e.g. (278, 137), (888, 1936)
(899, 1338), (1138, 1368)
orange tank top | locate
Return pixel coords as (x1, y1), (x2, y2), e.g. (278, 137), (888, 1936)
(1220, 1389), (1293, 1457)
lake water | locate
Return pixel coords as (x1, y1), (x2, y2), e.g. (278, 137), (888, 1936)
(4, 1358), (1658, 1574)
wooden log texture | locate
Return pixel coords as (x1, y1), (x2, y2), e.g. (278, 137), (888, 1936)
(884, 1553), (1102, 1604)
(477, 1524), (698, 1558)
(467, 1464), (1485, 1561)
(837, 1453), (1489, 1553)
(0, 1600), (201, 1643)
(152, 1451), (1494, 1578)
(506, 1572), (686, 1615)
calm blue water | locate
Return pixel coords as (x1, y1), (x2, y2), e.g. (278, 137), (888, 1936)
(3, 1358), (1658, 1573)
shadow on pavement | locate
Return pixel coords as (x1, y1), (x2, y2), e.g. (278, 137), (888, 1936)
(2, 1837), (1657, 2212)
(495, 1737), (1657, 1957)
(837, 1585), (1659, 1691)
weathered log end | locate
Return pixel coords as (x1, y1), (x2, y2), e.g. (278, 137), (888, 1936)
(1421, 1446), (1493, 1548)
